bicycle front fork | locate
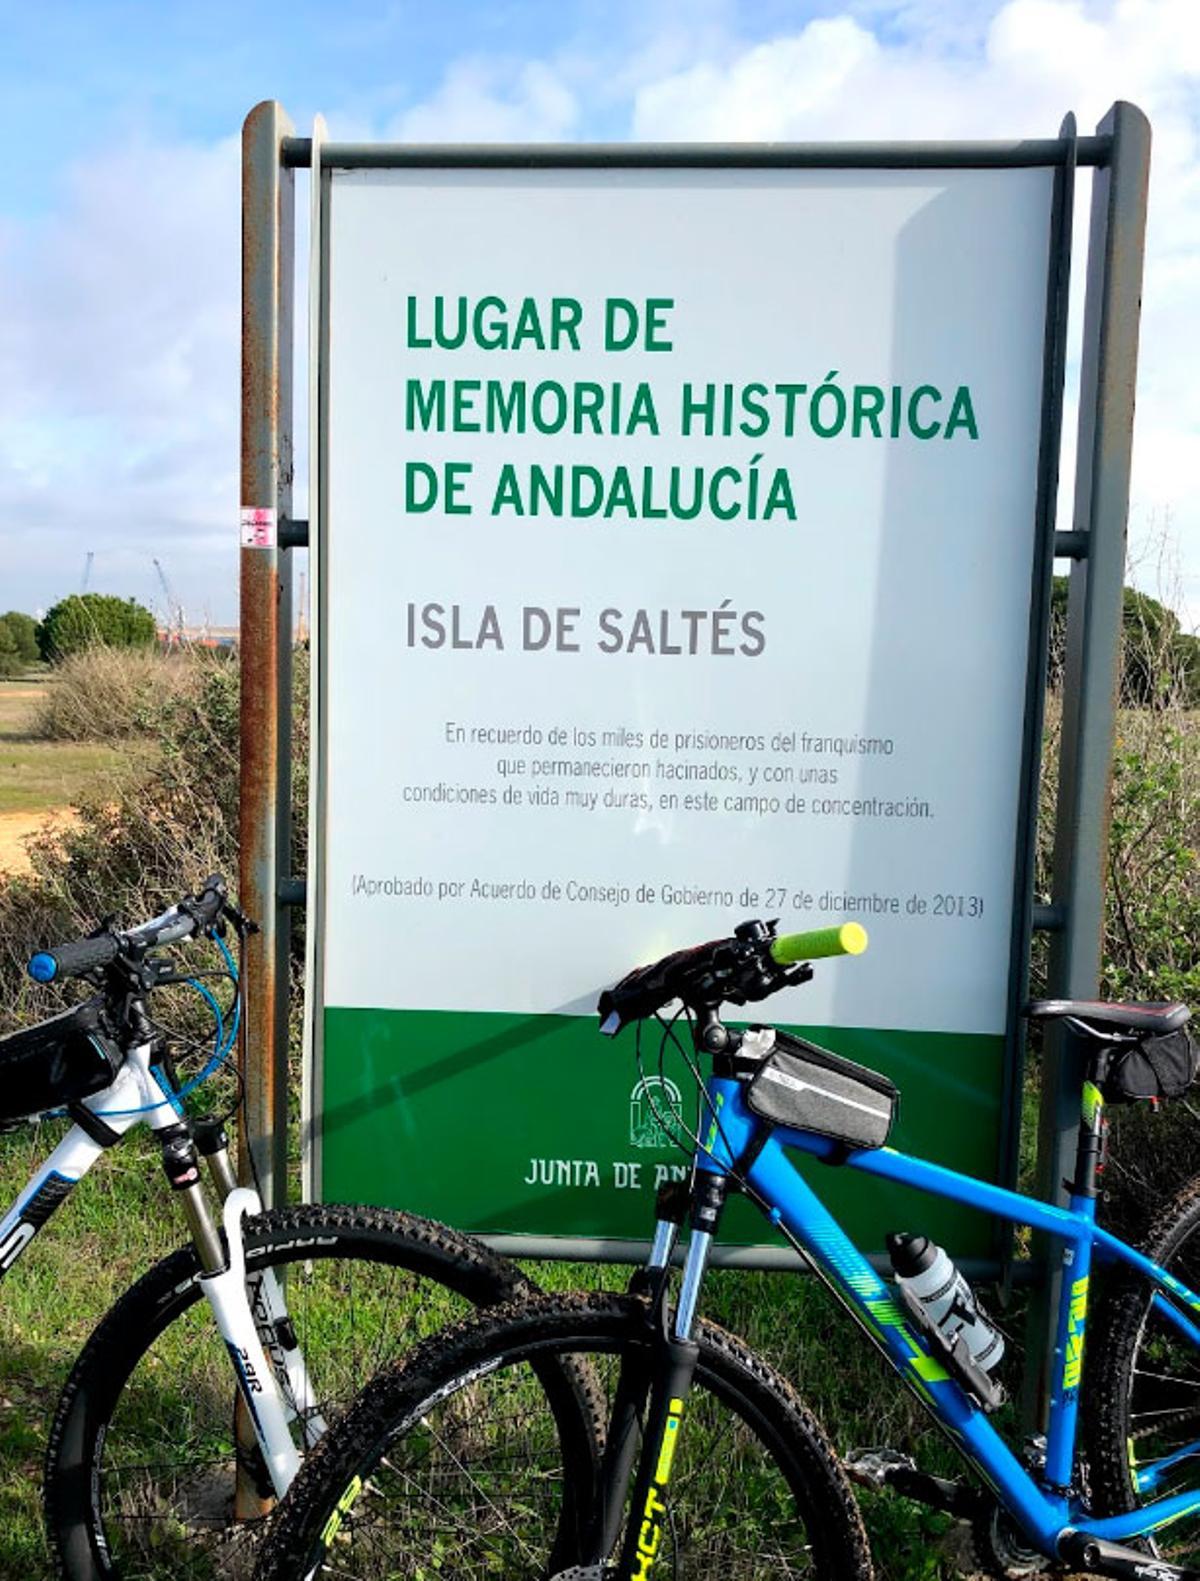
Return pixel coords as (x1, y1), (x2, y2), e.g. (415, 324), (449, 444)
(158, 1119), (315, 1506)
(590, 1173), (727, 1579)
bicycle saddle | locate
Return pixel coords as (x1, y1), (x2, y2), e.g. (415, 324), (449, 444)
(1027, 999), (1191, 1037)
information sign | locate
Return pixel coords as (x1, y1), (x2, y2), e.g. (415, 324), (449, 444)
(311, 163), (1055, 1255)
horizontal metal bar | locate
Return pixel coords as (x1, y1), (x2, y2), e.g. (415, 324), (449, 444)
(282, 136), (1111, 172)
(482, 1234), (1038, 1283)
(277, 877), (306, 907)
(279, 517), (309, 549)
(488, 1234), (811, 1269)
(1033, 903), (1065, 932)
(1054, 530), (1089, 559)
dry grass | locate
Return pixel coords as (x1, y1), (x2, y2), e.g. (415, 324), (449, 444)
(31, 645), (200, 742)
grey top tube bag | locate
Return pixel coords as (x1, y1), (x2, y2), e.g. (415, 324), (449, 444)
(745, 1028), (898, 1150)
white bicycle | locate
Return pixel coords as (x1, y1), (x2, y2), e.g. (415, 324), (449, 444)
(2, 874), (554, 1580)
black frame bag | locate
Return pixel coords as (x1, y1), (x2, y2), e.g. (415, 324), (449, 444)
(746, 1029), (898, 1149)
(1105, 1028), (1200, 1105)
(0, 998), (122, 1123)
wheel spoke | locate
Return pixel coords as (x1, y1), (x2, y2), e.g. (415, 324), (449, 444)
(1133, 1368), (1200, 1391)
(1087, 1194), (1200, 1574)
(47, 1206), (521, 1581)
(255, 1294), (867, 1580)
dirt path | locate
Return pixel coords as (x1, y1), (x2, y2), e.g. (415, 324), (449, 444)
(0, 808), (79, 874)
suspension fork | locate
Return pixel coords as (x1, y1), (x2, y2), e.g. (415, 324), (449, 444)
(159, 1127), (302, 1497)
(591, 1175), (726, 1578)
(191, 1119), (327, 1445)
(189, 1120), (286, 1518)
(179, 1119), (277, 1518)
(179, 1117), (329, 1511)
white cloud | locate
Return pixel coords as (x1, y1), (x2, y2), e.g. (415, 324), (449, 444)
(1, 4), (1195, 629)
(632, 0), (1200, 627)
(0, 135), (241, 623)
(384, 58), (578, 143)
(634, 0), (1198, 143)
(0, 58), (580, 622)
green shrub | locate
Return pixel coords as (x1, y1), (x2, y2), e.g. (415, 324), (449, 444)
(1105, 720), (1200, 1005)
(1038, 581), (1199, 1235)
(37, 594), (156, 662)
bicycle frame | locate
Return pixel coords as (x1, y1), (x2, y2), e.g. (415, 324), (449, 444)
(676, 1071), (1200, 1557)
(0, 1046), (309, 1497)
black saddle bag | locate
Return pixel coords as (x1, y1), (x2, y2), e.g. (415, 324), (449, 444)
(1104, 1028), (1199, 1105)
(0, 998), (122, 1123)
(746, 1029), (898, 1149)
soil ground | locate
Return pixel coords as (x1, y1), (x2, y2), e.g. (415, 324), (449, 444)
(0, 680), (121, 873)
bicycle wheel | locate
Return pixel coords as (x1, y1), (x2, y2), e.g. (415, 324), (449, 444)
(1085, 1176), (1200, 1565)
(45, 1202), (558, 1581)
(254, 1288), (874, 1581)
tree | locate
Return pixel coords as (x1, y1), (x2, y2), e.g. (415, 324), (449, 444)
(0, 619), (21, 678)
(0, 611), (39, 665)
(1049, 577), (1200, 708)
(37, 594), (157, 662)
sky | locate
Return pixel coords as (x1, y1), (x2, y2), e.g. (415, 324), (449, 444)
(0, 0), (1196, 630)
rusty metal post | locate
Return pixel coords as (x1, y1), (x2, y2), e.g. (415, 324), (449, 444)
(239, 100), (295, 1210)
(1027, 100), (1151, 1424)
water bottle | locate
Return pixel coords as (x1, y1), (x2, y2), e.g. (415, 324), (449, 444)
(887, 1232), (1004, 1373)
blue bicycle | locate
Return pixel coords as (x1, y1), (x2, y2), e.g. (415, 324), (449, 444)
(254, 919), (1199, 1581)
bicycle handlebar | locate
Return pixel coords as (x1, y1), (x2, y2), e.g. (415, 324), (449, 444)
(598, 917), (868, 1034)
(770, 922), (868, 965)
(29, 933), (121, 982)
(28, 874), (230, 984)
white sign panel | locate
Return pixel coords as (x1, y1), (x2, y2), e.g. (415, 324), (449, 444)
(318, 166), (1051, 1037)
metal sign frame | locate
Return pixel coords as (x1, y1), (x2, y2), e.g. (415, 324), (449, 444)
(239, 103), (1149, 1397)
(309, 147), (1065, 1267)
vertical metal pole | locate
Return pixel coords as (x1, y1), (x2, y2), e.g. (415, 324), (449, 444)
(301, 117), (326, 1206)
(240, 100), (295, 1210)
(1029, 101), (1150, 1423)
(999, 115), (1076, 1269)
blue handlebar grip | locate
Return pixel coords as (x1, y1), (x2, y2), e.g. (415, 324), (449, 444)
(28, 953), (58, 983)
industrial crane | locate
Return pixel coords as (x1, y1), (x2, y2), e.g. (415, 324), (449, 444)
(152, 558), (185, 647)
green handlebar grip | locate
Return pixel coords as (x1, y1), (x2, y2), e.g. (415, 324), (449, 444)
(770, 922), (868, 965)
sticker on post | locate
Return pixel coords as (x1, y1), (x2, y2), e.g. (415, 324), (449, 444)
(240, 507), (277, 548)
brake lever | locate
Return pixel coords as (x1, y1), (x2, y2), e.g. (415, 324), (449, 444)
(219, 897), (259, 937)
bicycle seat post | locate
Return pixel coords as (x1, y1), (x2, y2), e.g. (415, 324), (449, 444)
(1064, 1030), (1115, 1204)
